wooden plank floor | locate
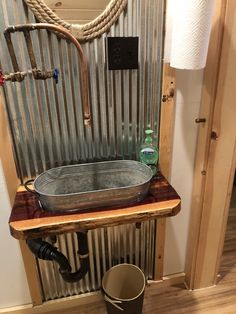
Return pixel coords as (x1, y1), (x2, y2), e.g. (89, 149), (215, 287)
(143, 186), (236, 314)
(143, 185), (236, 314)
(48, 186), (236, 314)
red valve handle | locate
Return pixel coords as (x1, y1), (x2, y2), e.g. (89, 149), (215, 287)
(0, 71), (5, 86)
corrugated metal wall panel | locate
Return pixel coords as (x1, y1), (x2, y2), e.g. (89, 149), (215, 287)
(0, 0), (164, 181)
(0, 0), (164, 300)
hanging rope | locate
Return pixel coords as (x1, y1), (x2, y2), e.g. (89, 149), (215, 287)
(23, 0), (128, 41)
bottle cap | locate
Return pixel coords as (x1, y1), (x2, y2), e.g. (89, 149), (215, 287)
(145, 129), (153, 135)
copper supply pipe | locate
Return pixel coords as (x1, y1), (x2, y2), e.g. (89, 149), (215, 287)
(23, 30), (54, 80)
(3, 71), (28, 82)
(4, 32), (22, 75)
(4, 23), (91, 126)
(3, 28), (54, 81)
(23, 30), (37, 69)
(2, 69), (54, 83)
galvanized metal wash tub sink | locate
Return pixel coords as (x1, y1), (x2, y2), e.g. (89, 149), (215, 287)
(27, 160), (153, 212)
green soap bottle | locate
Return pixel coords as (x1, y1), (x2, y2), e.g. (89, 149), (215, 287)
(139, 128), (158, 175)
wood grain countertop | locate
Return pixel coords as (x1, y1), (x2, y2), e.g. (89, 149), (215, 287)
(9, 172), (181, 240)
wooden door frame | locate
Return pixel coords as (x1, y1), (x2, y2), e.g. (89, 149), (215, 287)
(155, 63), (176, 280)
(185, 0), (236, 289)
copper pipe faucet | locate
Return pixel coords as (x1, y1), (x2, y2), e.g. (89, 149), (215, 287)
(4, 23), (91, 126)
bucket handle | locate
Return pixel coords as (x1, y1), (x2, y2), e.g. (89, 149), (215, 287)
(24, 179), (37, 194)
(104, 295), (124, 312)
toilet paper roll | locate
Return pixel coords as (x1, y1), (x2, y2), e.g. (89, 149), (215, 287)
(170, 0), (215, 70)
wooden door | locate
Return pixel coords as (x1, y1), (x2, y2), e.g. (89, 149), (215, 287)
(186, 0), (236, 289)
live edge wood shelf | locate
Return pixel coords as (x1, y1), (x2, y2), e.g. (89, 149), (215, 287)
(9, 172), (181, 240)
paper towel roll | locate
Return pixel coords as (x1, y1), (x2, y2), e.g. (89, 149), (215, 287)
(170, 0), (215, 70)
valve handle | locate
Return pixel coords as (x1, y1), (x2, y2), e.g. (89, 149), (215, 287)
(53, 68), (59, 84)
(0, 71), (5, 86)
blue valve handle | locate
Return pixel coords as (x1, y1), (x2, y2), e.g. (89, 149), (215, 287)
(53, 68), (59, 84)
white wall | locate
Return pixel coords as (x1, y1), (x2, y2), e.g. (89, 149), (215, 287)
(0, 93), (31, 309)
(163, 0), (204, 275)
(164, 69), (203, 275)
(0, 166), (31, 308)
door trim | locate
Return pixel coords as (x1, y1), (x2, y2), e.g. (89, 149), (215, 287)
(185, 0), (236, 289)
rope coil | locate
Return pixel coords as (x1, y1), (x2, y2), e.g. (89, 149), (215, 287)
(23, 0), (128, 41)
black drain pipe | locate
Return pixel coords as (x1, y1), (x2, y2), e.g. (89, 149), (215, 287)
(27, 231), (89, 283)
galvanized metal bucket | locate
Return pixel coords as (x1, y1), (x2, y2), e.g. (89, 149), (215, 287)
(25, 160), (153, 212)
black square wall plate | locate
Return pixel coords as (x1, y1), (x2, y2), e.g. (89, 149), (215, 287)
(107, 37), (139, 70)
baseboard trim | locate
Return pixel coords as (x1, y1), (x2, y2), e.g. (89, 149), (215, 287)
(0, 272), (186, 314)
(148, 272), (186, 287)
